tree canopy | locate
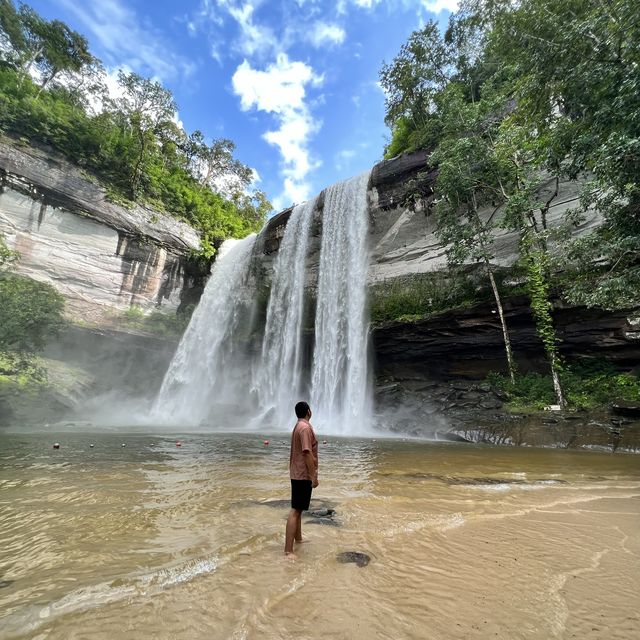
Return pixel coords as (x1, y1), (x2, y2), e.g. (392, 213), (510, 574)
(380, 0), (640, 312)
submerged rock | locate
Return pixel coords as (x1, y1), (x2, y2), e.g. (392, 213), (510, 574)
(336, 552), (371, 567)
(305, 508), (340, 527)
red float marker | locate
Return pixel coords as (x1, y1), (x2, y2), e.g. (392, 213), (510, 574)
(263, 440), (270, 446)
(176, 441), (182, 447)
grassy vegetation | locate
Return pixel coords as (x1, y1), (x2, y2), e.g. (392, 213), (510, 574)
(369, 269), (525, 325)
(118, 305), (194, 338)
(488, 361), (640, 412)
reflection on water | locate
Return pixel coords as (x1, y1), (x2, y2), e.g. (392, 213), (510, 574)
(0, 433), (639, 639)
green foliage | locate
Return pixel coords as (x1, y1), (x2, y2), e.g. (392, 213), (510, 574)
(369, 270), (513, 325)
(0, 350), (47, 384)
(119, 305), (193, 338)
(0, 271), (65, 352)
(0, 232), (19, 267)
(0, 233), (64, 385)
(488, 363), (640, 412)
(0, 2), (270, 256)
(521, 233), (562, 370)
(380, 0), (640, 311)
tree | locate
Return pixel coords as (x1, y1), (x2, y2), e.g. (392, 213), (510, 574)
(0, 0), (24, 68)
(112, 70), (178, 197)
(432, 83), (517, 382)
(0, 273), (65, 353)
(495, 122), (566, 406)
(0, 234), (65, 355)
(33, 18), (94, 91)
(185, 131), (253, 195)
(487, 0), (640, 309)
(380, 21), (452, 156)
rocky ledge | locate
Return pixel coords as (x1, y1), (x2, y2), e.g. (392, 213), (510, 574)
(373, 295), (639, 380)
(376, 377), (640, 452)
(0, 139), (199, 251)
(373, 296), (640, 452)
(0, 139), (206, 324)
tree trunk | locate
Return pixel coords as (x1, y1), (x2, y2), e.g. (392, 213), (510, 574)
(18, 46), (43, 88)
(36, 70), (58, 98)
(550, 356), (565, 407)
(486, 261), (516, 383)
(130, 128), (146, 197)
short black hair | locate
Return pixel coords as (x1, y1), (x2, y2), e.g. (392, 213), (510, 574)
(295, 401), (310, 419)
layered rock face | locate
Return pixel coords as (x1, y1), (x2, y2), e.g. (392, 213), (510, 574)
(0, 141), (204, 324)
(259, 150), (602, 285)
(257, 151), (637, 379)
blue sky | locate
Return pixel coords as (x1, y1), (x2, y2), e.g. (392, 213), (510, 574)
(30, 0), (457, 212)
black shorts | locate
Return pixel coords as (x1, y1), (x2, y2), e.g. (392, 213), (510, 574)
(291, 479), (313, 511)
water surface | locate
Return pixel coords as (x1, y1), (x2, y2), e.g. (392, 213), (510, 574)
(1, 432), (638, 639)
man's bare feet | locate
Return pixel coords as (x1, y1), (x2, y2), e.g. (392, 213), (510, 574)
(284, 551), (298, 560)
(295, 538), (310, 544)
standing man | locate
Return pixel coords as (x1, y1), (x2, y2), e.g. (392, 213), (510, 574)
(285, 401), (318, 558)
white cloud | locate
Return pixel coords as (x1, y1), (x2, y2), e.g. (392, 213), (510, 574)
(421, 0), (460, 13)
(338, 0), (459, 15)
(335, 148), (356, 172)
(308, 22), (346, 48)
(192, 0), (278, 61)
(53, 0), (195, 81)
(232, 54), (323, 209)
(227, 2), (279, 57)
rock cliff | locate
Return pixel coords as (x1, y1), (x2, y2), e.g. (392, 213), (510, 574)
(0, 139), (205, 324)
(256, 151), (639, 449)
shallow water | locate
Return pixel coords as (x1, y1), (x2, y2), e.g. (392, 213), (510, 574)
(0, 432), (638, 639)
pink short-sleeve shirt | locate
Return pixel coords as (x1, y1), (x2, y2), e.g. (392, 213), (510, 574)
(289, 419), (318, 481)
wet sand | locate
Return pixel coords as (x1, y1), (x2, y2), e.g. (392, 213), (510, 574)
(0, 433), (638, 639)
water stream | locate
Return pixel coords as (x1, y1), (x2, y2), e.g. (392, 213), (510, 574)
(311, 171), (371, 434)
(251, 197), (317, 429)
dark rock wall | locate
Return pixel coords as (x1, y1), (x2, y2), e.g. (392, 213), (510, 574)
(372, 296), (640, 380)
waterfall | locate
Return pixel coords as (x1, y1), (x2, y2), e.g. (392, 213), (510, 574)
(153, 235), (257, 425)
(251, 197), (317, 428)
(311, 171), (371, 434)
(152, 170), (373, 435)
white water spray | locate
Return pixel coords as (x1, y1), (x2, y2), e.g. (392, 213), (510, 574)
(311, 171), (372, 433)
(153, 235), (257, 425)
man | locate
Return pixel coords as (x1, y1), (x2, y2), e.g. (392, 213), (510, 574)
(284, 401), (318, 558)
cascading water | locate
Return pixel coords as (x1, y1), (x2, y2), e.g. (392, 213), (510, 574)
(251, 197), (317, 428)
(153, 170), (373, 435)
(310, 171), (372, 433)
(153, 235), (257, 425)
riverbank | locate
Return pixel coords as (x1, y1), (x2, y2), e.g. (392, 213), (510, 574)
(377, 377), (640, 452)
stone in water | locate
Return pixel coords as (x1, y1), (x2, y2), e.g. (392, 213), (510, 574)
(336, 551), (370, 567)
